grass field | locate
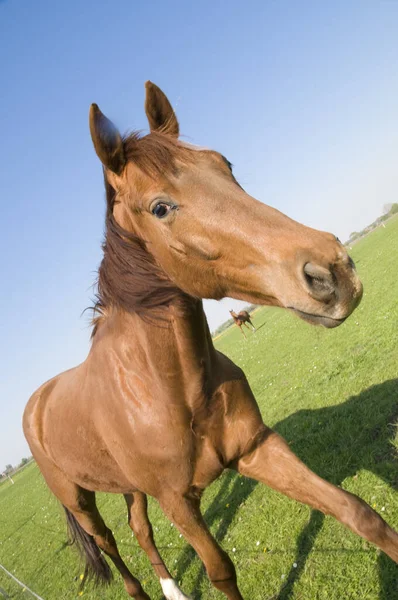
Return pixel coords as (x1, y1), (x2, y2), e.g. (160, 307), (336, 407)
(1, 216), (397, 600)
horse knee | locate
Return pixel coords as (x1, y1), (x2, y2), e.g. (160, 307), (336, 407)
(357, 505), (386, 543)
(341, 494), (387, 545)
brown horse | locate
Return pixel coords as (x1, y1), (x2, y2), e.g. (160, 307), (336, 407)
(23, 81), (397, 600)
(229, 309), (256, 338)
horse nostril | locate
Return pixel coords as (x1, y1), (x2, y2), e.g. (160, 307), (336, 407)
(303, 262), (336, 302)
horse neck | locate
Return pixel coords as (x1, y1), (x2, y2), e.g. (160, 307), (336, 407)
(93, 299), (216, 408)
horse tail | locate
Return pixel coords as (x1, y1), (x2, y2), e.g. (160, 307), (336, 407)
(64, 507), (113, 586)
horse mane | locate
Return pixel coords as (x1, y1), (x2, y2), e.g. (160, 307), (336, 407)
(91, 131), (194, 337)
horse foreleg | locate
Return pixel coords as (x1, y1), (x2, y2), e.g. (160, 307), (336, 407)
(238, 325), (246, 339)
(237, 428), (398, 563)
(160, 494), (244, 600)
(125, 492), (191, 599)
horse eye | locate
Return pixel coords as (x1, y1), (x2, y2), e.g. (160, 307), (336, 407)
(152, 203), (170, 218)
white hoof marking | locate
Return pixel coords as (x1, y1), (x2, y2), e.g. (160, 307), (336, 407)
(160, 578), (192, 600)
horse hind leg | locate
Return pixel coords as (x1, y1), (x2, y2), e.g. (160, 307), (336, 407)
(64, 505), (112, 587)
(28, 442), (150, 597)
(64, 489), (151, 599)
(125, 493), (191, 599)
(64, 488), (150, 600)
(37, 458), (151, 599)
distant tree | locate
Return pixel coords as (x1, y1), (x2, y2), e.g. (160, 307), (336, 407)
(383, 203), (393, 214)
(390, 203), (398, 215)
(5, 464), (13, 474)
(213, 318), (234, 337)
(383, 202), (398, 216)
(20, 458), (29, 465)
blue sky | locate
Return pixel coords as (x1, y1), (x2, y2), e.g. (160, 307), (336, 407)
(1, 0), (398, 466)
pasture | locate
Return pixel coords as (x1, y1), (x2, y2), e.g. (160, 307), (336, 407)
(1, 216), (397, 600)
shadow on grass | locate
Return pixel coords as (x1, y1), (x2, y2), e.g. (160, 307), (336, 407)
(174, 379), (398, 599)
(253, 321), (267, 332)
(273, 378), (398, 600)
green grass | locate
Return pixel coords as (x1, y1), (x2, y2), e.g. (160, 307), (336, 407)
(1, 217), (397, 600)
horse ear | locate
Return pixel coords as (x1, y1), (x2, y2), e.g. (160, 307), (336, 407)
(144, 81), (179, 137)
(89, 104), (126, 174)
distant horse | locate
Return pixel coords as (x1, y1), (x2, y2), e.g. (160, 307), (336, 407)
(23, 81), (397, 600)
(229, 309), (256, 338)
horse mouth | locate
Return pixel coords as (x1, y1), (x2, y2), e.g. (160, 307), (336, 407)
(288, 308), (347, 328)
